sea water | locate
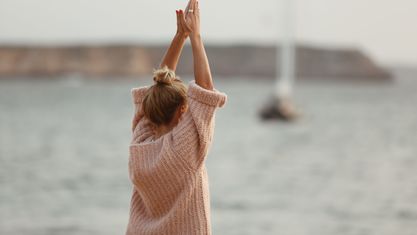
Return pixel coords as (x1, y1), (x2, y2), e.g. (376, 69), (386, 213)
(1, 70), (417, 235)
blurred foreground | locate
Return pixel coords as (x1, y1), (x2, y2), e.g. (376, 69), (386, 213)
(0, 68), (416, 235)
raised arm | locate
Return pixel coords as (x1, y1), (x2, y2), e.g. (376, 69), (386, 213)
(159, 4), (192, 71)
(187, 0), (214, 90)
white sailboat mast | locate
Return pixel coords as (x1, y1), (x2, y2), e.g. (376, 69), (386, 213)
(276, 0), (296, 99)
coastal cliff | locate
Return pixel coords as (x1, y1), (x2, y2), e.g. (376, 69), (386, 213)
(0, 44), (391, 80)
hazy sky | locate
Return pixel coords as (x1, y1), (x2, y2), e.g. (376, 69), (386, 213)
(0, 0), (416, 66)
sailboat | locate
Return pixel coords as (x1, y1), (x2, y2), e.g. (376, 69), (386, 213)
(259, 0), (298, 121)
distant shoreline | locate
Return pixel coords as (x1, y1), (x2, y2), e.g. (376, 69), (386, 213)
(0, 44), (392, 81)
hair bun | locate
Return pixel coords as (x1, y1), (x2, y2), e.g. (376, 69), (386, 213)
(153, 65), (176, 85)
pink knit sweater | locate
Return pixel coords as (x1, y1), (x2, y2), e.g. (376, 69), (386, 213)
(126, 80), (227, 235)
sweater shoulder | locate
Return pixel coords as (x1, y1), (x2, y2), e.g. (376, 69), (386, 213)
(131, 86), (150, 104)
(187, 80), (227, 108)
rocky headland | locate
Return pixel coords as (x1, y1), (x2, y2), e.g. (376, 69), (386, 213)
(0, 44), (392, 80)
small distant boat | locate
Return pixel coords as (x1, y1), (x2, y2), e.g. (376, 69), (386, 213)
(260, 0), (298, 122)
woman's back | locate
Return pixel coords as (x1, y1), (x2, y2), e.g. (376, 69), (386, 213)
(126, 81), (227, 235)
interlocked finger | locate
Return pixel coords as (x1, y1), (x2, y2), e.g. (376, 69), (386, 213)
(184, 0), (192, 18)
(193, 0), (199, 15)
(176, 9), (181, 24)
(179, 11), (192, 32)
(187, 0), (197, 14)
(195, 1), (200, 15)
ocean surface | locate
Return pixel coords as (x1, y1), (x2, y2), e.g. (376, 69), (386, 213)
(1, 70), (417, 235)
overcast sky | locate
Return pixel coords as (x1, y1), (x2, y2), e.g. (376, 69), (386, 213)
(0, 0), (416, 66)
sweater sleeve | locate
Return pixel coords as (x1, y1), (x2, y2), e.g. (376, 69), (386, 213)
(170, 80), (227, 169)
(130, 86), (154, 142)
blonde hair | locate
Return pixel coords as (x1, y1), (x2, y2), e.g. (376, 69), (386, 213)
(142, 65), (188, 126)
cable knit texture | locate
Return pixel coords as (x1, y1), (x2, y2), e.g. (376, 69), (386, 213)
(126, 80), (227, 235)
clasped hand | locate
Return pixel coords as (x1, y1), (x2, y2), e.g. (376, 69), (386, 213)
(176, 0), (200, 39)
